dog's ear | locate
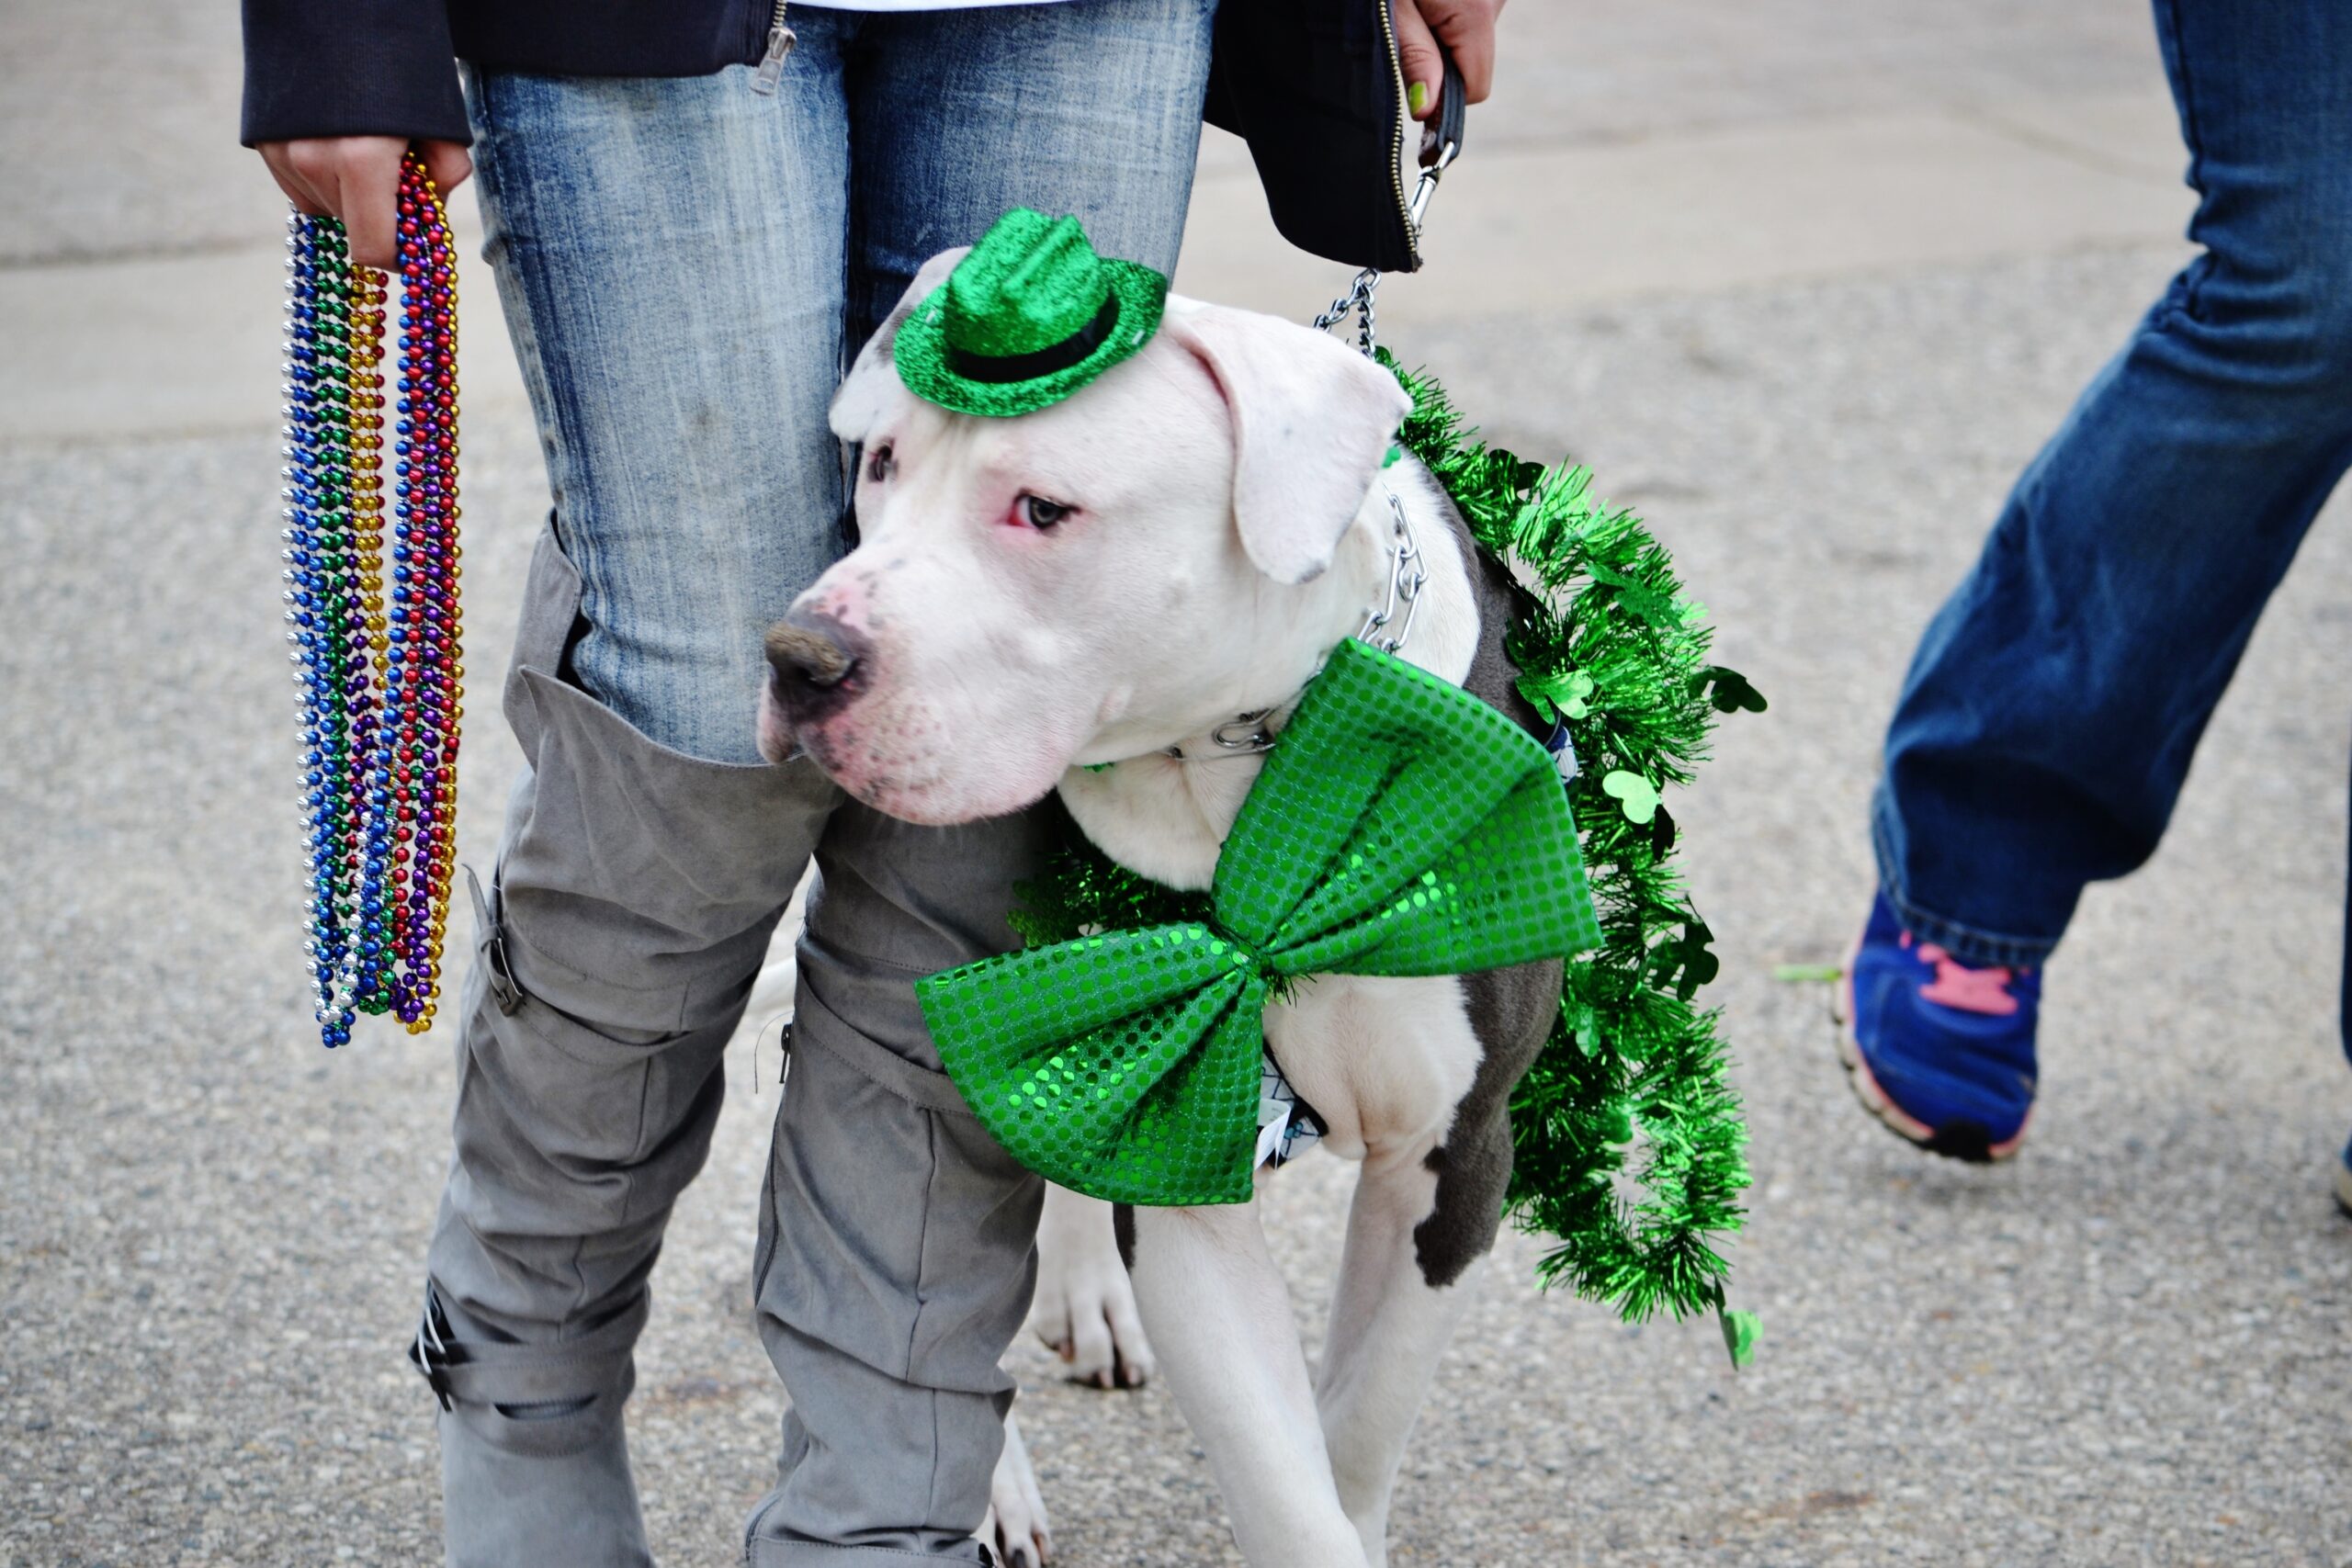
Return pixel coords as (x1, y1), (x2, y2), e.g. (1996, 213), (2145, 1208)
(830, 245), (971, 442)
(1161, 306), (1414, 585)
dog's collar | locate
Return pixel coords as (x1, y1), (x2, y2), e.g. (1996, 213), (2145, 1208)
(1154, 486), (1426, 764)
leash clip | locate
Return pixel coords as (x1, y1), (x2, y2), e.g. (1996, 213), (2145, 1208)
(1408, 140), (1458, 230)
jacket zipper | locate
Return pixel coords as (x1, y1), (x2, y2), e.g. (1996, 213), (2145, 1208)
(1372, 0), (1420, 269)
(752, 0), (796, 95)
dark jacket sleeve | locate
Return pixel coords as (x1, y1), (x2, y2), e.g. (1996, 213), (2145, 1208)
(241, 0), (472, 148)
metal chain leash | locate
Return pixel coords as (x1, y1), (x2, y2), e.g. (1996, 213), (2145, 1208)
(1308, 108), (1461, 660)
(1313, 266), (1384, 356)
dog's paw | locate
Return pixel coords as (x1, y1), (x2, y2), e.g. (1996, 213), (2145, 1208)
(1029, 1186), (1154, 1389)
(1030, 1257), (1154, 1389)
(982, 1413), (1050, 1568)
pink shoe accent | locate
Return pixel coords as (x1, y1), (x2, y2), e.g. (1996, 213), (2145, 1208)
(1915, 944), (2019, 1017)
(1838, 908), (2034, 1161)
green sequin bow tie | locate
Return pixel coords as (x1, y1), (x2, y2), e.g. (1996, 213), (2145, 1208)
(916, 640), (1604, 1208)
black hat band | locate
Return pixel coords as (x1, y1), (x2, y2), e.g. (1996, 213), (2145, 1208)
(944, 294), (1121, 384)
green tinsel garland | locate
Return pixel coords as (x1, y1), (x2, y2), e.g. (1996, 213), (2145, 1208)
(1008, 357), (1759, 1355)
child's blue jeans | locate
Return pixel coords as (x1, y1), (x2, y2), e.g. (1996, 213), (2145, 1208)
(1874, 0), (2352, 1049)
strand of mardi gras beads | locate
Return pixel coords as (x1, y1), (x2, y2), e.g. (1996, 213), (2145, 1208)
(281, 152), (463, 1048)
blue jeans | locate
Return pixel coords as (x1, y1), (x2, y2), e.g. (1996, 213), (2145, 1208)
(442, 6), (1216, 1565)
(1874, 0), (2352, 1032)
(466, 0), (1216, 764)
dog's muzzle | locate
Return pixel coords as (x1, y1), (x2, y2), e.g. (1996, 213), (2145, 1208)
(764, 612), (867, 724)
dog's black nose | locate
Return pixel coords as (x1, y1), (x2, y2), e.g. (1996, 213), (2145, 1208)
(764, 615), (863, 706)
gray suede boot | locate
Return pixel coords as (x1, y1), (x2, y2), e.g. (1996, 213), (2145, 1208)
(439, 1394), (650, 1568)
(421, 1291), (653, 1568)
(413, 521), (838, 1568)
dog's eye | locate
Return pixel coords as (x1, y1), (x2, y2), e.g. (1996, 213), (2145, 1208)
(865, 443), (895, 483)
(1014, 494), (1072, 531)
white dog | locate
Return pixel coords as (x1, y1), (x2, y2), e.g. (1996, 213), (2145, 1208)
(761, 250), (1565, 1568)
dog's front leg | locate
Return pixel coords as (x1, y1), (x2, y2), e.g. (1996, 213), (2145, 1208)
(1029, 1183), (1155, 1388)
(1128, 1199), (1370, 1568)
(1314, 1145), (1485, 1568)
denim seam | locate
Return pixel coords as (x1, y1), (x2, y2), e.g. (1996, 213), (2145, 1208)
(1870, 798), (2056, 970)
(2159, 0), (2210, 321)
(473, 90), (609, 726)
(833, 37), (858, 387)
(465, 71), (617, 737)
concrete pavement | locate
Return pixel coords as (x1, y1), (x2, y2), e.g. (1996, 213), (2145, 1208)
(6, 3), (2349, 1565)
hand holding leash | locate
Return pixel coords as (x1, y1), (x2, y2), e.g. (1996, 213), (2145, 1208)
(1390, 0), (1503, 122)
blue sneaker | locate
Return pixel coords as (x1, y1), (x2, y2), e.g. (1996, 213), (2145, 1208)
(2335, 1135), (2352, 1218)
(1838, 891), (2041, 1162)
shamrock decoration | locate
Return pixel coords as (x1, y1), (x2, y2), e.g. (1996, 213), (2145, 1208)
(1645, 920), (1720, 1003)
(1600, 769), (1662, 824)
(1583, 560), (1683, 628)
(1520, 668), (1596, 722)
(1564, 997), (1604, 1058)
(1719, 1307), (1762, 1368)
(1690, 665), (1768, 716)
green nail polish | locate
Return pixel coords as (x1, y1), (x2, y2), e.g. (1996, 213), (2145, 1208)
(1408, 81), (1428, 116)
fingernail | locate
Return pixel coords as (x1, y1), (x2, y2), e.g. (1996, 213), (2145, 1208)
(1408, 81), (1429, 115)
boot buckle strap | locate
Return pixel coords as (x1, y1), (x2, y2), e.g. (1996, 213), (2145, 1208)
(464, 863), (524, 1016)
(409, 1286), (463, 1412)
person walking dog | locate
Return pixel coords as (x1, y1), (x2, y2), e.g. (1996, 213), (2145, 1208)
(1843, 0), (2352, 1182)
(241, 0), (1501, 1562)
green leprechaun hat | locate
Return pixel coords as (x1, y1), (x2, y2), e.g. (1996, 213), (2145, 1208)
(895, 209), (1168, 418)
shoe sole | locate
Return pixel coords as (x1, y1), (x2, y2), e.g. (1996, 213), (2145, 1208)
(2335, 1157), (2352, 1219)
(1835, 942), (2028, 1164)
